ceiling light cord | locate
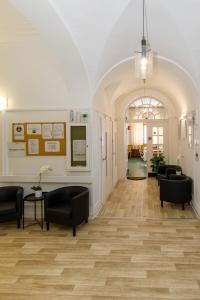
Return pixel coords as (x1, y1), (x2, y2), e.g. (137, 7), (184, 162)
(144, 0), (150, 47)
(142, 0), (150, 46)
(135, 0), (153, 79)
(143, 0), (145, 39)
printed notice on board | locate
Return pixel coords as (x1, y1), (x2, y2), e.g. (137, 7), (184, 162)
(8, 142), (26, 157)
(53, 123), (64, 139)
(28, 139), (39, 155)
(27, 124), (42, 135)
(45, 141), (60, 152)
(13, 124), (25, 141)
(73, 140), (86, 161)
(42, 124), (53, 139)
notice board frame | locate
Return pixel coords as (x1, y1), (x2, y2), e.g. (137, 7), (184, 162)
(12, 122), (66, 156)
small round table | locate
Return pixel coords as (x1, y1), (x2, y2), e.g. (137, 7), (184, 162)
(23, 193), (46, 229)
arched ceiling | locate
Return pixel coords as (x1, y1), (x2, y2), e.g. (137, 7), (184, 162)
(94, 58), (198, 116)
(6, 0), (200, 110)
(8, 0), (91, 104)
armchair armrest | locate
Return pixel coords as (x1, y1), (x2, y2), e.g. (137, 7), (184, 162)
(16, 187), (24, 214)
(71, 189), (89, 223)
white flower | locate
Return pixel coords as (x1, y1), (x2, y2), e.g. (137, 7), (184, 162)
(176, 154), (184, 164)
(38, 165), (52, 187)
(39, 164), (52, 174)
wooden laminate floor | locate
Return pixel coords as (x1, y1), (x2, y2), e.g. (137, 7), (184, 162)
(0, 178), (199, 299)
(99, 178), (196, 219)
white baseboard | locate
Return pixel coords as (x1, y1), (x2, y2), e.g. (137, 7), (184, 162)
(191, 200), (200, 218)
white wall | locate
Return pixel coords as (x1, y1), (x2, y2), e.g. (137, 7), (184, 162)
(91, 109), (117, 216)
(193, 121), (200, 215)
(0, 109), (95, 216)
(177, 110), (200, 216)
(0, 42), (70, 109)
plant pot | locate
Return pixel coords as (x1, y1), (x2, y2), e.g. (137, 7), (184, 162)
(35, 190), (42, 198)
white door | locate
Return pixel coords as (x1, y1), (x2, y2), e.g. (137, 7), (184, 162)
(146, 121), (168, 172)
(112, 121), (117, 186)
(101, 117), (107, 203)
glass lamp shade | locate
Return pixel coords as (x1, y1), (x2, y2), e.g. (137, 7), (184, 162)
(135, 50), (153, 79)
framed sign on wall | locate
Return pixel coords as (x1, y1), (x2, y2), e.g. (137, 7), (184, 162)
(67, 123), (90, 171)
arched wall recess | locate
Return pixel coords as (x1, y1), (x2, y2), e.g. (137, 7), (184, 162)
(9, 0), (91, 107)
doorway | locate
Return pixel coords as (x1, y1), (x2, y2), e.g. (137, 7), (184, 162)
(126, 97), (168, 179)
(127, 122), (147, 179)
(126, 120), (168, 179)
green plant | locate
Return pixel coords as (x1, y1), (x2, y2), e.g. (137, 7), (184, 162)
(150, 153), (166, 173)
(31, 185), (42, 191)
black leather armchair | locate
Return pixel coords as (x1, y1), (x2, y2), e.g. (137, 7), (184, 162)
(157, 164), (182, 185)
(160, 176), (192, 210)
(157, 164), (182, 175)
(44, 186), (89, 236)
(0, 186), (24, 228)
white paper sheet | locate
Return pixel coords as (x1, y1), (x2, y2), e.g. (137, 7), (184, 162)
(45, 141), (60, 152)
(27, 124), (42, 135)
(73, 140), (86, 161)
(8, 142), (26, 157)
(42, 124), (53, 139)
(28, 139), (39, 155)
(53, 124), (64, 139)
(13, 124), (25, 140)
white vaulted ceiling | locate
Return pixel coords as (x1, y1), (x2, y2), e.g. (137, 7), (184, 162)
(5, 0), (200, 111)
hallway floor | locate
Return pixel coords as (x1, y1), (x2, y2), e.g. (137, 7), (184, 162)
(127, 157), (147, 178)
(0, 178), (199, 299)
(100, 178), (196, 219)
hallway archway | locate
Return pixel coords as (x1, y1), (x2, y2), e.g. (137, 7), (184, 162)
(93, 57), (200, 217)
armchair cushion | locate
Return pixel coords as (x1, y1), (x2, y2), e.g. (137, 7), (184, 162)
(157, 165), (182, 185)
(157, 164), (182, 175)
(168, 174), (186, 180)
(0, 202), (16, 215)
(0, 186), (24, 227)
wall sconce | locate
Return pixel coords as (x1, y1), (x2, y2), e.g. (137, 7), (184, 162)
(0, 97), (7, 110)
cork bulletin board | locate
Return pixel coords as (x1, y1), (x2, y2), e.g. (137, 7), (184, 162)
(12, 122), (66, 156)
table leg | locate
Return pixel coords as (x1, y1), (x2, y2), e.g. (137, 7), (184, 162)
(34, 200), (36, 220)
(41, 199), (43, 230)
(22, 200), (24, 229)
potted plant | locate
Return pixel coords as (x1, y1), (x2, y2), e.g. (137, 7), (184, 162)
(31, 185), (42, 198)
(150, 153), (166, 173)
(31, 164), (52, 197)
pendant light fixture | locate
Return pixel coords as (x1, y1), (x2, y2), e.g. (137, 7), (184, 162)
(135, 0), (153, 79)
